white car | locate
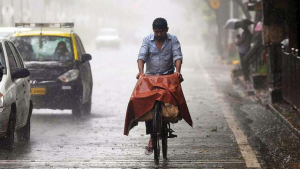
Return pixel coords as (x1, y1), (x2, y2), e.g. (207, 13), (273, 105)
(0, 38), (32, 150)
(0, 27), (31, 38)
(0, 27), (15, 38)
(96, 28), (120, 49)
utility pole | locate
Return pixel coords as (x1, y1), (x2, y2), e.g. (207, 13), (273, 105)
(229, 0), (238, 42)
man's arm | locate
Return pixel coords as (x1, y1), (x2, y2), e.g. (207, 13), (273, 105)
(136, 59), (145, 79)
(172, 36), (184, 82)
(136, 37), (149, 79)
(175, 59), (183, 82)
(175, 59), (182, 73)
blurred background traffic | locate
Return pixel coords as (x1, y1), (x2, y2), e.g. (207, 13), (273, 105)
(0, 0), (209, 51)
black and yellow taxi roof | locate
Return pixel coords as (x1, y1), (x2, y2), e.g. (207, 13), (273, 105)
(13, 30), (72, 38)
(11, 23), (80, 61)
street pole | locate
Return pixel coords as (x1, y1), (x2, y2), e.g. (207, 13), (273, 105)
(11, 0), (14, 26)
(229, 0), (238, 43)
(0, 0), (2, 26)
(21, 0), (23, 22)
(42, 0), (48, 22)
(229, 0), (233, 44)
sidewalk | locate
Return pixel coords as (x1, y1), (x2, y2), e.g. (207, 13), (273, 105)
(235, 75), (300, 140)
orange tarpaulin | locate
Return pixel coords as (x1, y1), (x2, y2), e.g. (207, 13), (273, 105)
(124, 73), (193, 135)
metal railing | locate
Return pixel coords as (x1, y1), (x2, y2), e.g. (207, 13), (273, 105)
(249, 42), (265, 74)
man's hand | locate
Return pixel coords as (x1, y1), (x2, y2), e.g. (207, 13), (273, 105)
(136, 72), (145, 79)
(175, 72), (184, 83)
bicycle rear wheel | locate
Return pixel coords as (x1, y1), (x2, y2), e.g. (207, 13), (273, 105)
(153, 101), (161, 164)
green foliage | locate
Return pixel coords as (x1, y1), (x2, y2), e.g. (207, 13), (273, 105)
(199, 1), (216, 25)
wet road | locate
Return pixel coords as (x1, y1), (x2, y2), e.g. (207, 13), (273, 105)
(0, 42), (299, 168)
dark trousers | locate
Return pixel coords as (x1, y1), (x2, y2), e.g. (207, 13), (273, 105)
(239, 53), (250, 81)
(145, 120), (153, 135)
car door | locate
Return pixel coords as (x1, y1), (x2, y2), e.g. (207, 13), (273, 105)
(4, 42), (25, 127)
(75, 35), (92, 103)
(9, 42), (30, 125)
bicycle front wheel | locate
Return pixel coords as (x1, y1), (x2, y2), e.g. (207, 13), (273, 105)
(153, 101), (161, 164)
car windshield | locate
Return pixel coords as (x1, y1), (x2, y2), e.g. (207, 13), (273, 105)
(11, 36), (73, 62)
(0, 43), (6, 75)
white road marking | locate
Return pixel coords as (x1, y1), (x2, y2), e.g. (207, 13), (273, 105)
(194, 54), (261, 168)
(0, 159), (245, 164)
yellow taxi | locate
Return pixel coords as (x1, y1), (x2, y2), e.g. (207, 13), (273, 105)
(10, 23), (93, 117)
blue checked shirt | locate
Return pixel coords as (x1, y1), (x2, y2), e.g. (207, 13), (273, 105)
(138, 33), (183, 75)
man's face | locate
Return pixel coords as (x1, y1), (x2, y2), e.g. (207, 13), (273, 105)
(57, 45), (64, 54)
(153, 28), (168, 41)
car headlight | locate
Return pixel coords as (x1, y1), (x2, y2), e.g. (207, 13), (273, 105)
(0, 93), (4, 108)
(58, 69), (79, 83)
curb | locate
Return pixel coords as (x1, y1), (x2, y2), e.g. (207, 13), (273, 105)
(253, 87), (300, 140)
(234, 73), (300, 140)
(266, 103), (300, 140)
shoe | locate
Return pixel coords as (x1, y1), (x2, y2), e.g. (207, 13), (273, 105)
(144, 146), (153, 155)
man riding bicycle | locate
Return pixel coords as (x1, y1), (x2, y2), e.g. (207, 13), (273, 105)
(136, 18), (184, 155)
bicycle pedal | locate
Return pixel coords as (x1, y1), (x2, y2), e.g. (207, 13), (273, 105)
(167, 128), (175, 133)
(168, 133), (177, 138)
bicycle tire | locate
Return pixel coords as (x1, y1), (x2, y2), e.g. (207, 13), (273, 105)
(153, 101), (161, 164)
(162, 122), (168, 160)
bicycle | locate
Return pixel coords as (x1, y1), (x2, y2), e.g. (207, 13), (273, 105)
(152, 101), (177, 164)
(124, 74), (192, 164)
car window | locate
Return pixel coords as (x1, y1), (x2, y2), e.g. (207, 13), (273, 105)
(76, 36), (86, 54)
(5, 42), (18, 72)
(9, 42), (24, 68)
(11, 36), (73, 62)
(0, 43), (7, 74)
(8, 42), (23, 68)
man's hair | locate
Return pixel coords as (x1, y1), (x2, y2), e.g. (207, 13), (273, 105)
(152, 18), (168, 29)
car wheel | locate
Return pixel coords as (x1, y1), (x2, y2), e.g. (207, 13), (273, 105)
(83, 96), (92, 115)
(2, 109), (16, 150)
(17, 101), (33, 141)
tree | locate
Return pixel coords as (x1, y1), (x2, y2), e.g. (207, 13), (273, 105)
(202, 0), (251, 58)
